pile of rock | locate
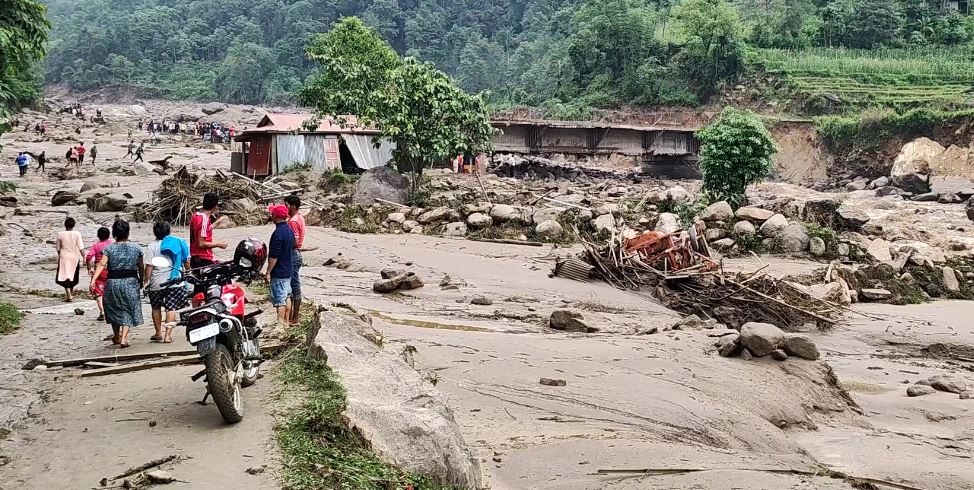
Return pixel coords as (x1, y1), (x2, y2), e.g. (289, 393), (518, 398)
(700, 202), (816, 255)
(715, 322), (820, 361)
(906, 375), (970, 399)
(383, 201), (573, 240)
(373, 269), (425, 293)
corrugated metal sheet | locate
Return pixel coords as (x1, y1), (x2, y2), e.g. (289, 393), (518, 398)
(276, 134), (306, 172)
(553, 257), (594, 282)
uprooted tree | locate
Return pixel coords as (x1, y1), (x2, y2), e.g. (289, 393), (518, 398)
(696, 107), (778, 207)
(298, 17), (494, 196)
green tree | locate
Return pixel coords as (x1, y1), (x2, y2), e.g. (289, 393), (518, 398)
(847, 0), (903, 48)
(696, 108), (778, 207)
(215, 42), (274, 103)
(1, 0), (49, 136)
(299, 17), (493, 192)
(672, 0), (746, 97)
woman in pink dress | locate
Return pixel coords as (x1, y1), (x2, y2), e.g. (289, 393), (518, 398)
(85, 226), (112, 321)
(55, 217), (85, 302)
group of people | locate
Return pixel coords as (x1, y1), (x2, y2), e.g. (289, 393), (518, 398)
(13, 151), (47, 175)
(197, 122), (235, 144)
(52, 192), (308, 348)
(65, 142), (96, 168)
(125, 140), (146, 162)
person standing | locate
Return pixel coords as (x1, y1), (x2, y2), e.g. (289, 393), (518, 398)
(91, 220), (144, 348)
(144, 222), (190, 344)
(55, 217), (85, 302)
(89, 145), (98, 166)
(284, 195), (306, 326)
(16, 152), (28, 177)
(86, 226), (112, 321)
(34, 151), (46, 173)
(68, 147), (79, 169)
(189, 193), (229, 270)
(133, 143), (144, 163)
(125, 140), (135, 158)
(264, 204), (294, 329)
(77, 142), (86, 165)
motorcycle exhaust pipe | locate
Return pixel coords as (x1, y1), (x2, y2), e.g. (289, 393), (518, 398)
(219, 318), (235, 333)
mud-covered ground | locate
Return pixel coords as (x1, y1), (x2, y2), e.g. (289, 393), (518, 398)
(1, 101), (973, 489)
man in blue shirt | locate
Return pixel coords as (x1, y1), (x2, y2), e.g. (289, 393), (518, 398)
(16, 152), (29, 177)
(264, 204), (295, 328)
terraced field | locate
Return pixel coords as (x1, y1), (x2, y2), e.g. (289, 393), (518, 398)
(756, 47), (974, 113)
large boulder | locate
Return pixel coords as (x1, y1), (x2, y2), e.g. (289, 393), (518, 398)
(891, 137), (943, 179)
(444, 222), (467, 237)
(928, 375), (968, 394)
(739, 322), (785, 357)
(200, 102), (226, 115)
(533, 207), (566, 224)
(351, 167), (409, 206)
(777, 223), (810, 253)
(86, 194), (128, 212)
(127, 105), (147, 116)
(535, 220), (564, 240)
(733, 220), (756, 237)
(698, 201), (734, 222)
(715, 333), (741, 357)
(809, 237), (827, 257)
(51, 190), (80, 206)
(781, 334), (820, 360)
(655, 213), (681, 234)
(866, 238), (892, 262)
(592, 213), (616, 233)
(467, 213), (493, 229)
(309, 311), (483, 488)
(489, 204), (531, 225)
(893, 174), (931, 194)
(549, 310), (597, 333)
(735, 206), (775, 222)
(418, 207), (460, 225)
(836, 205), (870, 231)
(659, 186), (689, 203)
(758, 214), (788, 237)
(942, 266), (960, 293)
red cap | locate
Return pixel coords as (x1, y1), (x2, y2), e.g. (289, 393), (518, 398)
(267, 204), (289, 220)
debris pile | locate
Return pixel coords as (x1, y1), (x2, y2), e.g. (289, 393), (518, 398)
(134, 166), (262, 226)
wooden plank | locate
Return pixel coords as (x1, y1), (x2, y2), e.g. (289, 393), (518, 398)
(79, 355), (201, 377)
(468, 237), (545, 247)
(52, 342), (290, 369)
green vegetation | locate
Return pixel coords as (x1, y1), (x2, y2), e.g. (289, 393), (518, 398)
(805, 223), (840, 258)
(0, 302), (23, 336)
(300, 18), (493, 192)
(697, 108), (778, 208)
(1, 0), (49, 167)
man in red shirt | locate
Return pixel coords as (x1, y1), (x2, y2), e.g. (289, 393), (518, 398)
(284, 195), (306, 325)
(189, 193), (229, 270)
(76, 142), (86, 165)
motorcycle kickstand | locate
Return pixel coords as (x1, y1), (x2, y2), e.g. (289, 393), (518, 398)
(197, 389), (211, 406)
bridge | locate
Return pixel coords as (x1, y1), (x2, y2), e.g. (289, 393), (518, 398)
(491, 119), (701, 163)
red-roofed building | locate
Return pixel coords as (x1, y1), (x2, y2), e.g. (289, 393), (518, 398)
(233, 113), (395, 177)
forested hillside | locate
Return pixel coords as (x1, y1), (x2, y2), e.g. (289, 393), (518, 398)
(42, 0), (974, 114)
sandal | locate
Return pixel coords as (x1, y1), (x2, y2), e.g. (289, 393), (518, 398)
(119, 343), (130, 349)
(150, 335), (163, 342)
(96, 314), (105, 322)
(163, 338), (174, 344)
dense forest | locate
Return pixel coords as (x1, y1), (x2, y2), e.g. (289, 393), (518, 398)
(41, 0), (974, 112)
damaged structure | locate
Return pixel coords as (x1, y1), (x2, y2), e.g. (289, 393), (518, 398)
(232, 113), (396, 177)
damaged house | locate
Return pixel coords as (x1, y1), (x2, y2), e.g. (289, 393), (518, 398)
(232, 113), (395, 177)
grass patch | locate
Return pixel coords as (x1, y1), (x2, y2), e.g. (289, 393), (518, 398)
(0, 302), (23, 336)
(318, 170), (359, 194)
(335, 206), (385, 234)
(275, 308), (443, 490)
(805, 223), (840, 259)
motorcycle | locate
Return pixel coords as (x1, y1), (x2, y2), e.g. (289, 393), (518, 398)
(157, 238), (267, 424)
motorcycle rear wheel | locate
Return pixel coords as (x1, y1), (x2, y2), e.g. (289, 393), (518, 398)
(205, 343), (244, 423)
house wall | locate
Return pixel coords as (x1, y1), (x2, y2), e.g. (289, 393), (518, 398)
(245, 135), (272, 176)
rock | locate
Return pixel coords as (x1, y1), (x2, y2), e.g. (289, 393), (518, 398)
(712, 238), (735, 250)
(462, 203), (491, 216)
(870, 176), (889, 188)
(73, 308), (84, 316)
(535, 220), (564, 240)
(893, 173), (931, 194)
(860, 288), (893, 301)
(655, 213), (681, 234)
(51, 190), (81, 206)
(592, 213), (616, 233)
(401, 220), (419, 233)
(594, 203), (622, 216)
(444, 221), (467, 237)
(739, 322), (785, 357)
(715, 333), (741, 357)
(549, 310), (597, 333)
(739, 348), (753, 361)
(439, 275), (451, 287)
(660, 186), (689, 202)
(467, 213), (492, 229)
(733, 220), (756, 237)
(127, 104), (147, 116)
(907, 384), (936, 397)
(911, 192), (940, 202)
(809, 237), (827, 257)
(705, 228), (727, 241)
(960, 391), (971, 400)
(845, 180), (867, 191)
(875, 186), (902, 197)
(145, 470), (175, 484)
(777, 223), (810, 253)
(201, 102), (226, 115)
(578, 209), (594, 222)
(736, 206), (775, 222)
(699, 201), (734, 222)
(758, 214), (788, 237)
(942, 266), (960, 292)
(399, 273), (424, 290)
(381, 269), (405, 280)
(892, 137), (943, 178)
(418, 207), (460, 224)
(781, 334), (820, 360)
(309, 310), (482, 488)
(131, 161), (157, 176)
(373, 276), (406, 293)
(352, 167), (409, 206)
(386, 212), (406, 225)
(836, 205), (870, 231)
(866, 238), (892, 262)
(771, 349), (789, 361)
(533, 207), (565, 224)
(489, 204), (527, 224)
(540, 378), (567, 387)
(85, 194), (128, 212)
(607, 186), (628, 197)
(470, 296), (493, 306)
(928, 375), (967, 394)
(79, 181), (97, 193)
(892, 240), (946, 264)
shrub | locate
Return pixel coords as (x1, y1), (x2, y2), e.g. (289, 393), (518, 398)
(696, 107), (778, 208)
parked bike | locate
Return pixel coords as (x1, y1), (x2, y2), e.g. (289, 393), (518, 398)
(158, 238), (267, 423)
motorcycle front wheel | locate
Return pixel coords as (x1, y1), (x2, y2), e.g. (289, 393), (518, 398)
(204, 343), (244, 423)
